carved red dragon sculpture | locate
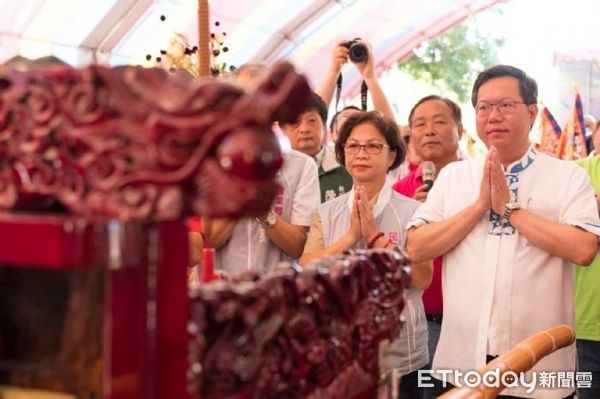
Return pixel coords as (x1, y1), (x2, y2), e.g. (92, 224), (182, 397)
(0, 62), (310, 220)
(189, 249), (411, 399)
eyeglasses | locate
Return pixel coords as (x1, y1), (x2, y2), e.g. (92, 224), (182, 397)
(344, 142), (390, 154)
(475, 100), (527, 117)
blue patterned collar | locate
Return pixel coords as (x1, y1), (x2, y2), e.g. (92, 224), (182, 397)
(488, 146), (537, 236)
(504, 146), (537, 175)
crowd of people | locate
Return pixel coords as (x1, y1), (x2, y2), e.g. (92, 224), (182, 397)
(190, 40), (600, 399)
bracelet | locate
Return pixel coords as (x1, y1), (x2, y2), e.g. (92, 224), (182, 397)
(367, 231), (385, 248)
(383, 240), (393, 249)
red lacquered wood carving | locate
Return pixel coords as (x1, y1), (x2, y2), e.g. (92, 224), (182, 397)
(0, 62), (311, 399)
(0, 62), (310, 220)
(190, 250), (411, 399)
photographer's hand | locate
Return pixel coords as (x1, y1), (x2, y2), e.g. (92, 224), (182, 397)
(331, 41), (350, 74)
(315, 40), (350, 106)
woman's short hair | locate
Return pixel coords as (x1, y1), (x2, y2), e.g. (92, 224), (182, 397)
(335, 111), (405, 172)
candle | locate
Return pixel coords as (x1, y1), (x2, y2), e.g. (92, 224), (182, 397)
(201, 247), (216, 282)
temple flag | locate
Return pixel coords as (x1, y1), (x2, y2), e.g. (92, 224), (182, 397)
(558, 91), (588, 160)
(537, 106), (562, 156)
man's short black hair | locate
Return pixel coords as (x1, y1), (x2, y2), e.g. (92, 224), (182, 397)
(304, 92), (328, 124)
(471, 65), (538, 107)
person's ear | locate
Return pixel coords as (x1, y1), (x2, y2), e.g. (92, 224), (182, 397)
(388, 149), (396, 169)
(457, 123), (464, 140)
(528, 103), (538, 123)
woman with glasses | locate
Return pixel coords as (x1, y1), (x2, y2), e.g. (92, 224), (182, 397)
(300, 111), (432, 397)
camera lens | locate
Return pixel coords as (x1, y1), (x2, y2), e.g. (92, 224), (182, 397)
(348, 42), (368, 63)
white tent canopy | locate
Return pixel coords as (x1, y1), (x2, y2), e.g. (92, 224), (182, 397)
(0, 0), (501, 97)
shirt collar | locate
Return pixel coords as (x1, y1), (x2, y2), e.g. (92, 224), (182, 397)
(313, 146), (326, 168)
(503, 145), (537, 175)
(321, 145), (341, 172)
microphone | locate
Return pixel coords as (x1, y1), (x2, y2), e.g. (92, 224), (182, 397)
(422, 161), (436, 190)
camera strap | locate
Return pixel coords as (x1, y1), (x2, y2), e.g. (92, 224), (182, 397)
(335, 73), (343, 111)
(335, 73), (369, 111)
(360, 80), (368, 111)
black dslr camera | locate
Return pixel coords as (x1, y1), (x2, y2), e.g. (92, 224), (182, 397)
(343, 39), (368, 63)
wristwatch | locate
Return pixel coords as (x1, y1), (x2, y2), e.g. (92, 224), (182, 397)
(256, 211), (277, 227)
(503, 201), (521, 221)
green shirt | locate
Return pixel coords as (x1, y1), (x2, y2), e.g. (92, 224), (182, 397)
(574, 156), (600, 340)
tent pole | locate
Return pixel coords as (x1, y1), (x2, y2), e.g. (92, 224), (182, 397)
(198, 0), (210, 77)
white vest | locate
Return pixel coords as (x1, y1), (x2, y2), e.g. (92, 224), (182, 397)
(318, 184), (429, 375)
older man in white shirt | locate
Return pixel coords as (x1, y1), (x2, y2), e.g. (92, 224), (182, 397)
(407, 65), (600, 399)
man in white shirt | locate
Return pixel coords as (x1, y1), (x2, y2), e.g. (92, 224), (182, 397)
(211, 149), (319, 274)
(201, 64), (320, 275)
(407, 65), (600, 399)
